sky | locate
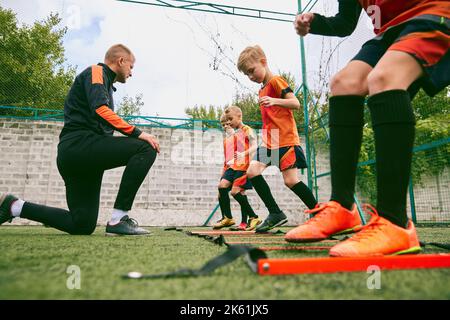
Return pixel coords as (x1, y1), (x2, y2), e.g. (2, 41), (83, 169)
(2, 0), (375, 119)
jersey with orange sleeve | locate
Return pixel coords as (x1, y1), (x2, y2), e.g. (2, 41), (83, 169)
(223, 132), (235, 171)
(310, 0), (449, 36)
(360, 0), (449, 34)
(232, 124), (256, 171)
(258, 76), (300, 149)
(60, 63), (141, 140)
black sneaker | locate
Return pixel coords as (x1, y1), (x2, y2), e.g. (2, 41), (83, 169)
(255, 212), (288, 233)
(0, 193), (18, 225)
(105, 215), (150, 236)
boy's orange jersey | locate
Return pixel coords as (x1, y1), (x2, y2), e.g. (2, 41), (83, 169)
(232, 124), (255, 171)
(358, 0), (450, 34)
(258, 76), (300, 149)
(223, 133), (235, 170)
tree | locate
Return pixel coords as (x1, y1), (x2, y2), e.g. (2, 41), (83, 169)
(185, 104), (225, 129)
(0, 6), (75, 115)
(412, 88), (449, 120)
(355, 89), (450, 203)
(116, 93), (145, 125)
(185, 104), (223, 121)
(117, 93), (144, 117)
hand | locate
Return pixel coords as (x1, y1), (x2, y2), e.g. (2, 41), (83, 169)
(226, 159), (234, 166)
(259, 96), (275, 107)
(294, 12), (314, 36)
(138, 132), (160, 153)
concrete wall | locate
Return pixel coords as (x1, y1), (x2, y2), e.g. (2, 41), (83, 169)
(0, 119), (323, 227)
(1, 119), (448, 227)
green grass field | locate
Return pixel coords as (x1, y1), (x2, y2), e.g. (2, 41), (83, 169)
(0, 226), (449, 300)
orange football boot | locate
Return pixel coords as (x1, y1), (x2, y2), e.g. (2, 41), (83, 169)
(285, 201), (363, 242)
(329, 204), (421, 257)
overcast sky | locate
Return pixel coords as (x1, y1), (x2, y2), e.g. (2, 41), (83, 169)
(2, 0), (375, 119)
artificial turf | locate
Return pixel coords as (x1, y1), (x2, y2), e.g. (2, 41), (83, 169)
(0, 226), (449, 300)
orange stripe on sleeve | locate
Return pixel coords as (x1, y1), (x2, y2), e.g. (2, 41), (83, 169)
(92, 65), (104, 84)
(95, 105), (135, 135)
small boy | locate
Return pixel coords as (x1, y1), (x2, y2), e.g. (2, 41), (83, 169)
(213, 108), (261, 230)
(237, 45), (318, 233)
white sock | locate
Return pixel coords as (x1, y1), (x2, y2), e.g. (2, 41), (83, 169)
(11, 199), (25, 217)
(109, 209), (128, 225)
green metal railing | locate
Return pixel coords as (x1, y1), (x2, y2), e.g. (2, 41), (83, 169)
(0, 105), (263, 131)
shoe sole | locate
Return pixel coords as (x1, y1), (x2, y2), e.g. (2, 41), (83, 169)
(330, 246), (422, 257)
(285, 225), (362, 243)
(392, 246), (422, 255)
(105, 232), (151, 237)
(255, 218), (288, 233)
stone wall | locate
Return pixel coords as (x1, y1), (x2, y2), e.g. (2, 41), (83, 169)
(0, 119), (324, 226)
(1, 119), (448, 227)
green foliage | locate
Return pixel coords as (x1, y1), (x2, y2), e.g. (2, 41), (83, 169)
(232, 92), (261, 127)
(412, 114), (450, 180)
(117, 93), (144, 124)
(312, 89), (449, 203)
(184, 104), (224, 129)
(0, 6), (75, 114)
(413, 88), (449, 120)
(185, 104), (223, 121)
(355, 90), (450, 203)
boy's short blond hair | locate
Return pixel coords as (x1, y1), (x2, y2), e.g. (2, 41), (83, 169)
(105, 44), (134, 63)
(220, 113), (228, 122)
(237, 45), (266, 72)
(224, 105), (242, 116)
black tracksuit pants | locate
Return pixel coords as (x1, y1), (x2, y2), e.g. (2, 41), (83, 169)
(21, 131), (157, 235)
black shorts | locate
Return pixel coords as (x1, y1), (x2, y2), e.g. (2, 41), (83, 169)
(352, 16), (450, 97)
(221, 168), (252, 190)
(253, 145), (307, 171)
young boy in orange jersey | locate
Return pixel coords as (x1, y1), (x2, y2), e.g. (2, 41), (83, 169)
(214, 109), (261, 230)
(213, 114), (235, 225)
(288, 0), (449, 256)
(237, 46), (318, 233)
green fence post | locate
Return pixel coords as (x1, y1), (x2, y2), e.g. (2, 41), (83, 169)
(203, 203), (220, 227)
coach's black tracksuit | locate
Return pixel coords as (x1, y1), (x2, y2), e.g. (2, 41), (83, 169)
(20, 63), (157, 235)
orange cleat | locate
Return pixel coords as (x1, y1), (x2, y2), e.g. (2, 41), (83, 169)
(329, 205), (421, 257)
(285, 201), (362, 243)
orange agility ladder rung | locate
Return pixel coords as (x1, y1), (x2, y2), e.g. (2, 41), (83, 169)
(189, 230), (256, 236)
(258, 254), (450, 275)
(258, 246), (330, 251)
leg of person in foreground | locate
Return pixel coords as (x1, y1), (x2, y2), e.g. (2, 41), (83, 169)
(291, 1), (449, 256)
(330, 51), (425, 256)
(285, 61), (369, 243)
(0, 135), (156, 235)
(247, 161), (288, 233)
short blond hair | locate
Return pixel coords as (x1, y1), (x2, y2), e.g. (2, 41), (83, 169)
(105, 44), (134, 63)
(224, 105), (242, 116)
(220, 113), (228, 122)
(237, 45), (266, 72)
